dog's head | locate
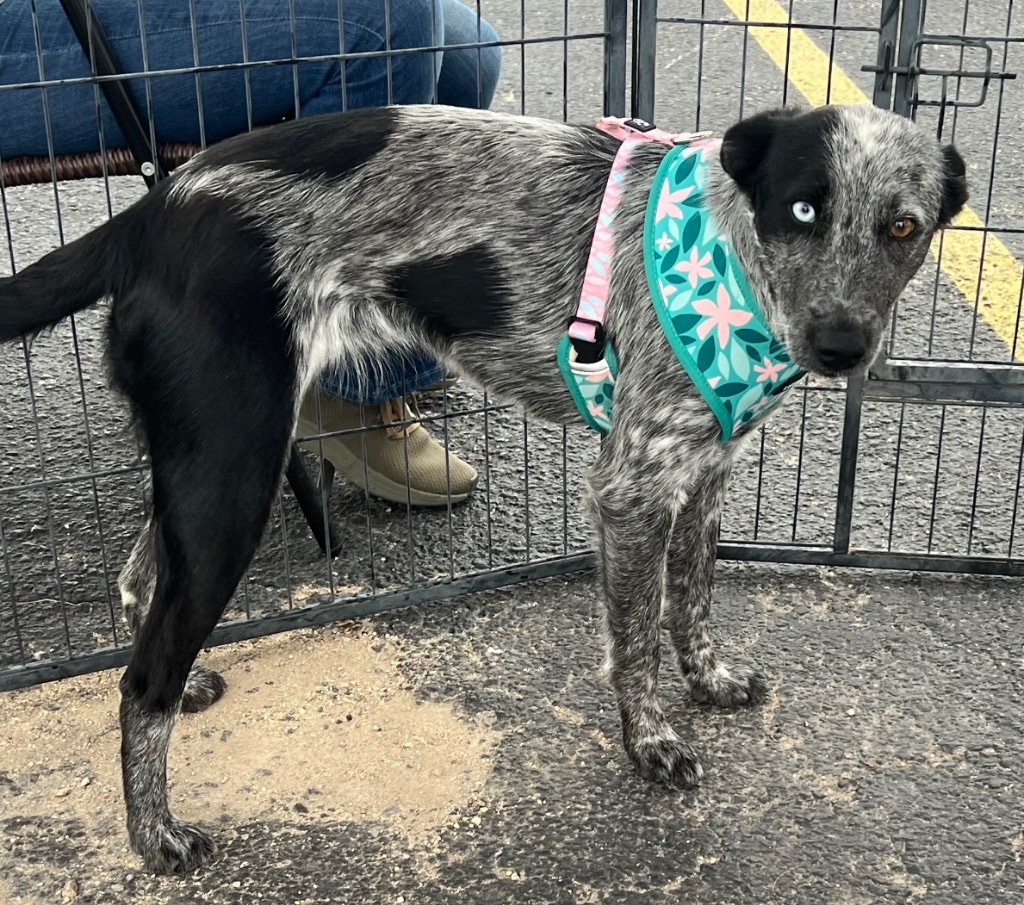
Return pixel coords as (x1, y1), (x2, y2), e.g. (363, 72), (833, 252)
(719, 104), (967, 377)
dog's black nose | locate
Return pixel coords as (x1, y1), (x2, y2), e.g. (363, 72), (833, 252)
(810, 321), (868, 373)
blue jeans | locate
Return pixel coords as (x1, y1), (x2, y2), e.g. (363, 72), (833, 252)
(0, 0), (501, 403)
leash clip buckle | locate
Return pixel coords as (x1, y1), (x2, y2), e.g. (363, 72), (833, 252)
(621, 117), (657, 133)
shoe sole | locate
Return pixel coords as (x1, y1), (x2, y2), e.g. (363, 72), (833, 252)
(295, 419), (477, 508)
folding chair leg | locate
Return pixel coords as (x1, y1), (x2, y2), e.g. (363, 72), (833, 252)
(286, 447), (342, 558)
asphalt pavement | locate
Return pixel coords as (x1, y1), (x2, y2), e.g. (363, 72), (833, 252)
(3, 565), (1024, 904)
(1, 2), (1024, 900)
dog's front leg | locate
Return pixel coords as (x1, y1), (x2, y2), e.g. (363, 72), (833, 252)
(663, 462), (768, 708)
(586, 448), (703, 788)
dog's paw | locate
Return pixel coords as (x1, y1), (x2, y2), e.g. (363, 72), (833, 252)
(687, 663), (768, 709)
(181, 665), (227, 714)
(132, 818), (217, 874)
(627, 733), (704, 788)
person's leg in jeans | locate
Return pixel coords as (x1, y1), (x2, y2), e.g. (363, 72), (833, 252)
(0, 0), (499, 505)
(305, 0), (502, 403)
(0, 0), (448, 157)
(295, 0), (502, 506)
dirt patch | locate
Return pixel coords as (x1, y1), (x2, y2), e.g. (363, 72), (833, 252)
(0, 625), (499, 899)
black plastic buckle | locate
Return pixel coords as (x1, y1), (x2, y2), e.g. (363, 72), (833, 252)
(567, 316), (607, 365)
(623, 117), (657, 133)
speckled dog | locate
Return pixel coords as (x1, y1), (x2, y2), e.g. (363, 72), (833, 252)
(0, 103), (967, 873)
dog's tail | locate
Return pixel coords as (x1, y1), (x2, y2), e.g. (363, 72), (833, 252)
(0, 209), (138, 342)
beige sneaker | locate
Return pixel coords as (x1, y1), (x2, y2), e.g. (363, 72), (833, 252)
(295, 388), (478, 507)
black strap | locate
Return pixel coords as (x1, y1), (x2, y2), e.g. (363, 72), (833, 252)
(58, 0), (165, 185)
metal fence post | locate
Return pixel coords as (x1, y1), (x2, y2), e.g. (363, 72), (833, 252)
(631, 0), (658, 120)
(892, 0), (925, 118)
(870, 0), (902, 109)
(832, 377), (864, 556)
(832, 0), (915, 556)
(604, 0), (628, 117)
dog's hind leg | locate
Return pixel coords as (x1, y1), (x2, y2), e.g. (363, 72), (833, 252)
(119, 403), (293, 871)
(586, 445), (704, 789)
(119, 520), (156, 639)
(662, 463), (769, 708)
(112, 300), (297, 873)
(119, 520), (226, 714)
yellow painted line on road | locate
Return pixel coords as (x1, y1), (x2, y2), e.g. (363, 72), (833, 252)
(720, 0), (1024, 354)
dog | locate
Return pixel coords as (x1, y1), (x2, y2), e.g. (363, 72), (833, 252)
(0, 103), (967, 873)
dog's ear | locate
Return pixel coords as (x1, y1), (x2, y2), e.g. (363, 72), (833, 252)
(938, 144), (968, 226)
(719, 107), (802, 195)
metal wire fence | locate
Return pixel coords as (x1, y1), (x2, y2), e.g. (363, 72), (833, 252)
(636, 0), (1024, 573)
(1, 0), (1022, 690)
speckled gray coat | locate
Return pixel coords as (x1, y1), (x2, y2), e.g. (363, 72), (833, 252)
(0, 102), (967, 873)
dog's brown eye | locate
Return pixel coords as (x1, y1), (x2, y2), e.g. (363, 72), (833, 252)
(889, 217), (916, 239)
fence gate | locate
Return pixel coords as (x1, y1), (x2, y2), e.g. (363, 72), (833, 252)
(1, 0), (1022, 692)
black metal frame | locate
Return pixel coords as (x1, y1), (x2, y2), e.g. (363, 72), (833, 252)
(57, 0), (165, 185)
(6, 532), (1024, 692)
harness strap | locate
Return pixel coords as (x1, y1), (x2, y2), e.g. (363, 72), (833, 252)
(558, 117), (719, 436)
(567, 117), (714, 349)
(560, 115), (801, 442)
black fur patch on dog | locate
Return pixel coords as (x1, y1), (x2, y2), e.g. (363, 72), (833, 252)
(389, 245), (510, 339)
(720, 106), (839, 239)
(197, 107), (399, 182)
(939, 145), (968, 226)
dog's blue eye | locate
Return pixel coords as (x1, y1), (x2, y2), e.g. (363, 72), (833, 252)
(791, 201), (816, 224)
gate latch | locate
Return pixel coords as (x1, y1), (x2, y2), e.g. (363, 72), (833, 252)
(863, 36), (1016, 112)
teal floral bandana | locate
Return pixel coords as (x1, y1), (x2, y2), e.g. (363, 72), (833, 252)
(642, 143), (804, 444)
